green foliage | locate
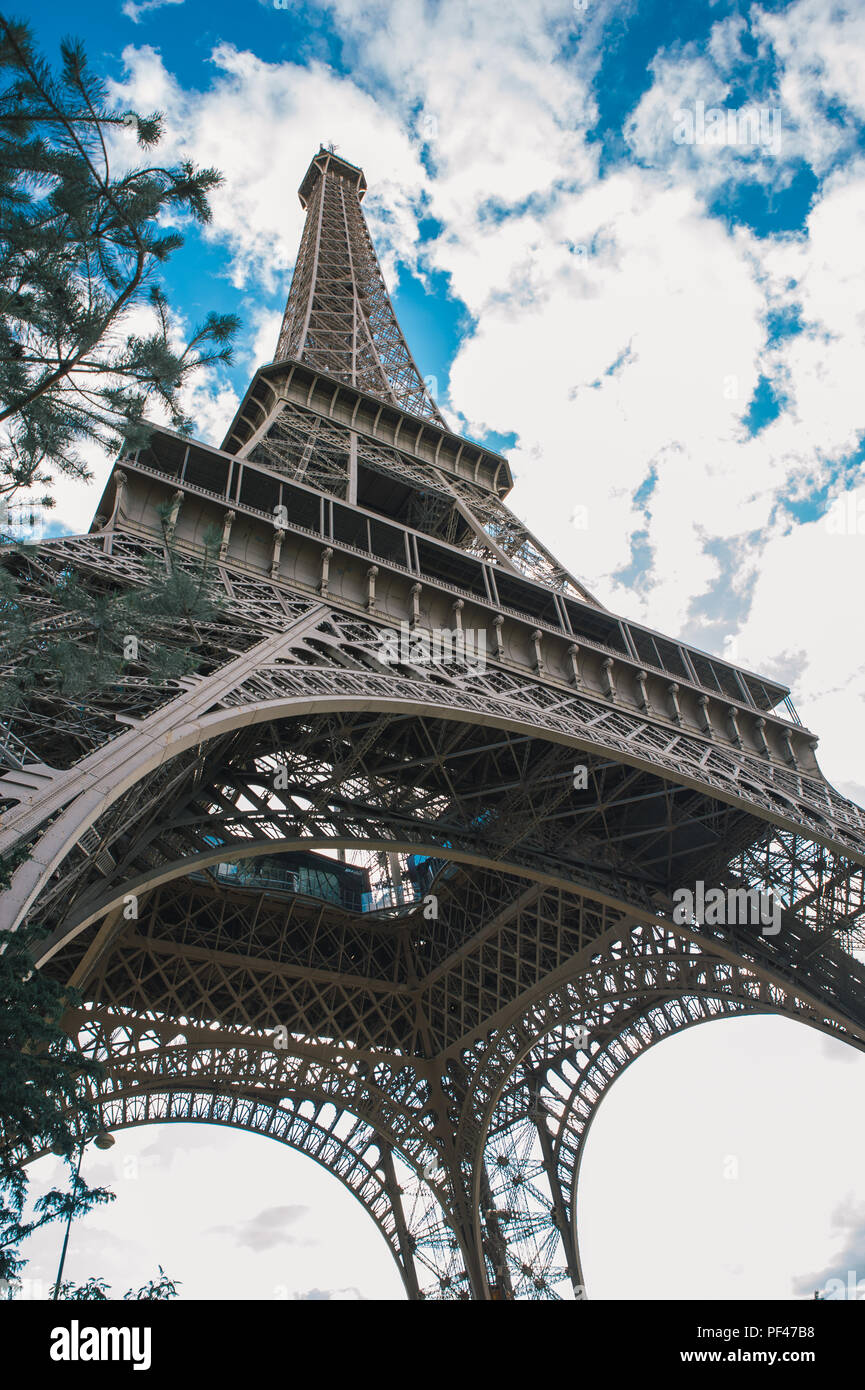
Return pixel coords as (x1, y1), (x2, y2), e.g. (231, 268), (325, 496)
(0, 841), (28, 891)
(0, 525), (224, 703)
(48, 1266), (181, 1300)
(0, 16), (240, 509)
(0, 18), (233, 1298)
(0, 889), (178, 1300)
(124, 1265), (181, 1300)
(0, 920), (112, 1288)
(51, 1275), (110, 1300)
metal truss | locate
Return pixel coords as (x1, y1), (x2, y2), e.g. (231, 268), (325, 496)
(32, 912), (863, 1301)
(3, 578), (862, 899)
(30, 1082), (460, 1300)
(4, 148), (865, 1298)
(5, 535), (865, 1299)
(275, 147), (443, 426)
(249, 402), (352, 499)
(434, 467), (600, 600)
(238, 382), (600, 601)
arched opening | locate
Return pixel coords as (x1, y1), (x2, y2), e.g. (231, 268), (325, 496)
(14, 1118), (408, 1301)
(576, 1014), (865, 1299)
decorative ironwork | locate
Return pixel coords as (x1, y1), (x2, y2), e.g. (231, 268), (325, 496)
(3, 149), (864, 1299)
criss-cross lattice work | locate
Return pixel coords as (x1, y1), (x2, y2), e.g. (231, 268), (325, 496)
(3, 149), (865, 1299)
(275, 148), (443, 425)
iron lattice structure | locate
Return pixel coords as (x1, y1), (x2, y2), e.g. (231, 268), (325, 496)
(3, 146), (865, 1300)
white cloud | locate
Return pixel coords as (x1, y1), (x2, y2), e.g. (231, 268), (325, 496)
(440, 168), (771, 631)
(96, 2), (865, 726)
(734, 491), (865, 789)
(30, 0), (863, 784)
(12, 0), (865, 1307)
(209, 1204), (312, 1251)
(756, 0), (865, 160)
(320, 0), (598, 227)
(110, 43), (430, 294)
(17, 1126), (405, 1299)
(245, 306), (284, 376)
(28, 293), (239, 536)
(122, 0), (185, 25)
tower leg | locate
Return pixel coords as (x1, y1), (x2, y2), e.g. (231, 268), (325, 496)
(380, 1143), (421, 1300)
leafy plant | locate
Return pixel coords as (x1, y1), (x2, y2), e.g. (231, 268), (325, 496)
(0, 920), (111, 1291)
(0, 16), (239, 511)
(0, 522), (225, 705)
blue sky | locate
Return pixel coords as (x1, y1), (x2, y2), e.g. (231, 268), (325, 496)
(27, 0), (863, 462)
(28, 0), (865, 682)
(12, 0), (865, 1300)
(23, 0), (479, 441)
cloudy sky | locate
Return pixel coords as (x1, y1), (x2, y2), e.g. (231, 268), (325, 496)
(14, 0), (865, 1300)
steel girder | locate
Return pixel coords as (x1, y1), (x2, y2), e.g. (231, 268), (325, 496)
(5, 145), (865, 1299)
(5, 555), (865, 1301)
(3, 555), (865, 929)
(242, 388), (602, 601)
(4, 552), (865, 1297)
(274, 148), (444, 426)
(39, 914), (862, 1301)
(31, 1083), (461, 1300)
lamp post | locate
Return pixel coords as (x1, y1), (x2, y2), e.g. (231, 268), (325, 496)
(51, 1131), (114, 1300)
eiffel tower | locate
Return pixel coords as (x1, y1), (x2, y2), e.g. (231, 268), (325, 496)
(3, 146), (865, 1300)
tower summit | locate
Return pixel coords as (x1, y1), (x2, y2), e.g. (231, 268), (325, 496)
(3, 150), (865, 1300)
(275, 145), (444, 424)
